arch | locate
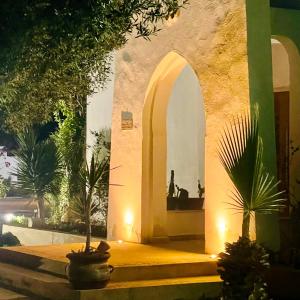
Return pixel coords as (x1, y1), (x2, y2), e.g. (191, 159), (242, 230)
(271, 36), (300, 211)
(141, 51), (205, 242)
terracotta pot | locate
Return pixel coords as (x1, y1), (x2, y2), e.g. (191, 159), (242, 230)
(66, 251), (113, 290)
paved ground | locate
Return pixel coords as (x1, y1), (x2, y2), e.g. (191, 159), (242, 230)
(4, 240), (213, 266)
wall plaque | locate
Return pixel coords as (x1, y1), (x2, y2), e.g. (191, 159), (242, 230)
(121, 111), (133, 130)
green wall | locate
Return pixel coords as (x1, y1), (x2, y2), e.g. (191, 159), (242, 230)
(271, 8), (300, 48)
(246, 3), (300, 250)
(246, 0), (280, 250)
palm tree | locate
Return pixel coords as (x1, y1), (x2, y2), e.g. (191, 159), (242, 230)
(218, 106), (285, 238)
(14, 129), (62, 220)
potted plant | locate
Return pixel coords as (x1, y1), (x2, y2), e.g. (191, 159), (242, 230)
(66, 154), (113, 290)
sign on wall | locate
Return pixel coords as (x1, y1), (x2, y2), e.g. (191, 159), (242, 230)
(121, 111), (133, 130)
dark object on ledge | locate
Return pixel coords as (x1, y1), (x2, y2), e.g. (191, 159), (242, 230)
(167, 197), (204, 210)
(198, 180), (205, 199)
(167, 170), (175, 199)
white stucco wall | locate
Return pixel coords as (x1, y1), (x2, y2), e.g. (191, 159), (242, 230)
(271, 39), (290, 91)
(167, 65), (205, 198)
(167, 210), (204, 237)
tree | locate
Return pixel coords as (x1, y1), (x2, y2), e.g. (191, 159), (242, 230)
(0, 0), (187, 131)
(218, 106), (285, 238)
(53, 104), (86, 199)
(14, 129), (62, 220)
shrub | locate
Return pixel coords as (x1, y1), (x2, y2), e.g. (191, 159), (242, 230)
(217, 237), (269, 300)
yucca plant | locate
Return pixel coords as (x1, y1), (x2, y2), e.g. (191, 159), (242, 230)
(14, 129), (62, 220)
(78, 154), (109, 253)
(218, 106), (285, 238)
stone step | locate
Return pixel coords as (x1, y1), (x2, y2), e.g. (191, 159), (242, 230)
(0, 287), (30, 300)
(0, 247), (218, 282)
(0, 262), (222, 300)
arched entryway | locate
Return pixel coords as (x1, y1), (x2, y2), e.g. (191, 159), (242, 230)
(271, 36), (300, 215)
(141, 52), (206, 242)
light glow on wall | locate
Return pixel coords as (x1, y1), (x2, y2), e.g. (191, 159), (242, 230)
(216, 215), (228, 252)
(124, 210), (134, 226)
(217, 217), (227, 235)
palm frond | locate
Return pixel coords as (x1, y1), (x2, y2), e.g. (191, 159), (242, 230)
(218, 105), (285, 237)
(13, 128), (63, 198)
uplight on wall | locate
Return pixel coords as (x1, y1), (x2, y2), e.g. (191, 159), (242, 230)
(124, 210), (134, 226)
(217, 217), (227, 235)
(216, 216), (228, 252)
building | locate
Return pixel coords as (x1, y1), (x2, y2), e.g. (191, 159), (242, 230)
(87, 0), (300, 254)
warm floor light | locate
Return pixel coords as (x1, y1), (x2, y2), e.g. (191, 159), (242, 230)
(124, 210), (134, 226)
(210, 254), (218, 259)
(217, 217), (227, 235)
(117, 240), (123, 244)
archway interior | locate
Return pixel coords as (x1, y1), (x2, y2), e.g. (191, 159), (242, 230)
(142, 52), (206, 241)
(167, 65), (205, 205)
(271, 38), (295, 216)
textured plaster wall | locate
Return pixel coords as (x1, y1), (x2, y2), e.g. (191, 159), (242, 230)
(167, 211), (205, 237)
(108, 0), (250, 253)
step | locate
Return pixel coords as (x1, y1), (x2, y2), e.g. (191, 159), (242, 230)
(0, 246), (218, 282)
(0, 262), (222, 300)
(0, 287), (30, 300)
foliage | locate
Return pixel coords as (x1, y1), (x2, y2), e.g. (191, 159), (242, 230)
(218, 106), (285, 238)
(0, 232), (21, 247)
(77, 153), (109, 253)
(289, 140), (300, 209)
(91, 128), (111, 160)
(69, 129), (111, 226)
(13, 129), (62, 220)
(9, 215), (29, 227)
(92, 128), (111, 226)
(6, 217), (106, 238)
(4, 177), (30, 197)
(0, 0), (187, 131)
(45, 179), (70, 224)
(53, 104), (85, 199)
(0, 176), (9, 197)
(217, 237), (269, 300)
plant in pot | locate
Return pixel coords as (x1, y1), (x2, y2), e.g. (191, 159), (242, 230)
(66, 154), (112, 290)
(217, 106), (285, 299)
